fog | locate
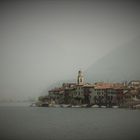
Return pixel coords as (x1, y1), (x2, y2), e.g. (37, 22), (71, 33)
(0, 0), (139, 101)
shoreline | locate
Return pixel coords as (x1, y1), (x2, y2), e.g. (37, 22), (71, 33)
(31, 102), (140, 110)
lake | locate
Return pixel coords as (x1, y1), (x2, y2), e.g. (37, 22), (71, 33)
(0, 104), (140, 140)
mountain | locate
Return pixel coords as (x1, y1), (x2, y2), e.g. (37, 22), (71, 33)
(85, 37), (140, 83)
(41, 37), (140, 96)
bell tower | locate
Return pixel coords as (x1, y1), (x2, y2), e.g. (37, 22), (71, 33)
(77, 70), (84, 85)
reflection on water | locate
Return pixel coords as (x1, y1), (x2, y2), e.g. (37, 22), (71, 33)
(0, 106), (140, 140)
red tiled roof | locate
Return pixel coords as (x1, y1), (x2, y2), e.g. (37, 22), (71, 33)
(94, 83), (125, 90)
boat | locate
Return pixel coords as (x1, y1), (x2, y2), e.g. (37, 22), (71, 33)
(112, 106), (119, 109)
(91, 104), (99, 108)
(134, 104), (140, 109)
(60, 104), (71, 108)
(81, 104), (88, 108)
(101, 106), (106, 108)
(72, 105), (81, 108)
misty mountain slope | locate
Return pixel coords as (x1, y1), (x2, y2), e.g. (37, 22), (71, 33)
(85, 37), (140, 82)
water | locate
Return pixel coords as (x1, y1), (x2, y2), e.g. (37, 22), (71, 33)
(0, 105), (140, 140)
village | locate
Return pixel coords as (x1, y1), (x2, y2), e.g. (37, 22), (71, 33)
(34, 71), (140, 109)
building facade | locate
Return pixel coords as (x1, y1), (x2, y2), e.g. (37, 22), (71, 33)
(43, 71), (128, 107)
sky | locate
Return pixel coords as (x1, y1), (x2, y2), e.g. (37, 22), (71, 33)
(0, 0), (140, 101)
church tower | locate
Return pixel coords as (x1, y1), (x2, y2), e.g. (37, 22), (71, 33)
(77, 70), (84, 85)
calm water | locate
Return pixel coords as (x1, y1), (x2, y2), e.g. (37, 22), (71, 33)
(0, 105), (140, 140)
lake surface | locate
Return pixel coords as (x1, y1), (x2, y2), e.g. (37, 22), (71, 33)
(0, 105), (140, 140)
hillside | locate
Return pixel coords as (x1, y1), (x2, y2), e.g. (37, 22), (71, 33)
(85, 37), (140, 82)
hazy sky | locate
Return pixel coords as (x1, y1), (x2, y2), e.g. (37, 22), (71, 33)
(0, 0), (139, 101)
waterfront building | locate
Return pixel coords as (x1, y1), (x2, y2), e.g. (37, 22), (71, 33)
(48, 87), (65, 104)
(42, 70), (136, 107)
(88, 82), (126, 107)
(128, 80), (140, 89)
(70, 71), (84, 104)
(83, 84), (94, 104)
(62, 83), (76, 104)
(124, 80), (140, 99)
